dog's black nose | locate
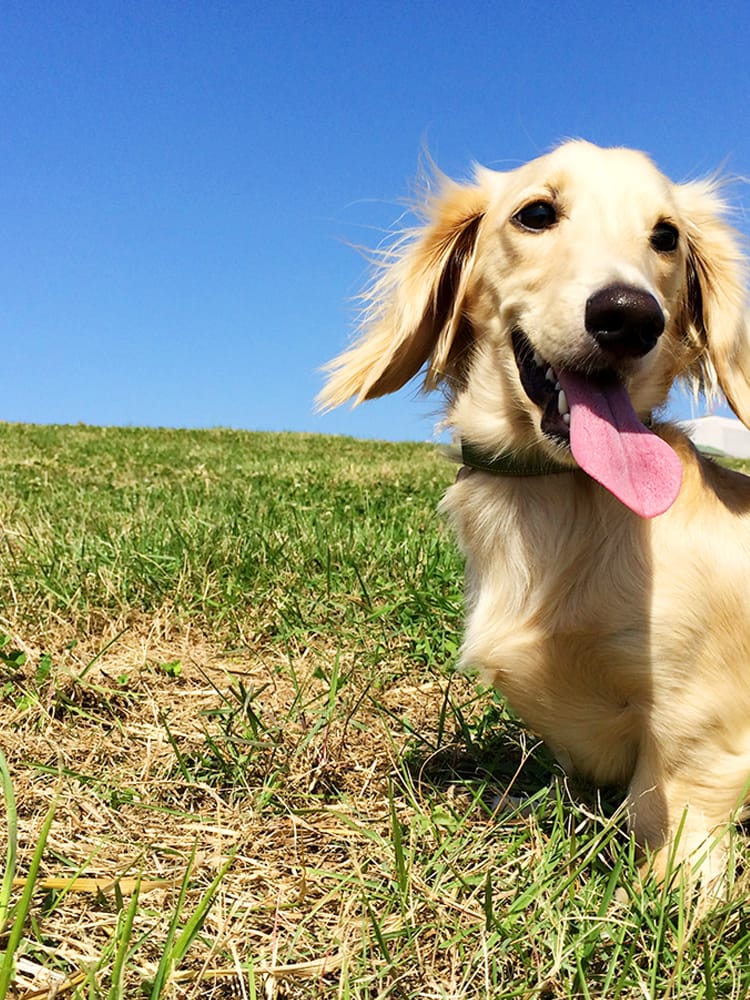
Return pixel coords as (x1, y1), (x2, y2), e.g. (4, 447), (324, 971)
(585, 284), (665, 359)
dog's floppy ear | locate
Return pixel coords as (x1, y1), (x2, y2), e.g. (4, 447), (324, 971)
(317, 179), (487, 410)
(675, 180), (750, 427)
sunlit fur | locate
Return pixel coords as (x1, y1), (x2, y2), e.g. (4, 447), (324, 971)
(319, 141), (750, 884)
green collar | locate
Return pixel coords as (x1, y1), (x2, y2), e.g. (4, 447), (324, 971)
(451, 440), (570, 477)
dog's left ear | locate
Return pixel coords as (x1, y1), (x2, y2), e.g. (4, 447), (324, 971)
(317, 179), (488, 411)
(675, 180), (750, 426)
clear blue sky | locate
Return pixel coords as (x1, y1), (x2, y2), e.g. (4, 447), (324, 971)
(3, 1), (749, 441)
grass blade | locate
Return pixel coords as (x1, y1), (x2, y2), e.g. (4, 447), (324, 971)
(0, 750), (17, 935)
(148, 844), (234, 997)
(107, 877), (142, 1000)
(0, 795), (56, 998)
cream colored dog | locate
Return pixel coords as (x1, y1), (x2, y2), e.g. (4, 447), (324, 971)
(319, 140), (750, 883)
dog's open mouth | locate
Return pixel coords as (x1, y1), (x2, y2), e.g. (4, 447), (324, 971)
(511, 329), (683, 518)
(511, 329), (577, 442)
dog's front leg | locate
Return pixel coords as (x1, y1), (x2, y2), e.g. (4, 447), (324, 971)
(625, 747), (742, 890)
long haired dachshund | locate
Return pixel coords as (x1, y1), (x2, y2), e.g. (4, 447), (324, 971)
(319, 140), (750, 885)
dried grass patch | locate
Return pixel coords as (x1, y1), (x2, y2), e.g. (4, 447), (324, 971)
(2, 619), (507, 998)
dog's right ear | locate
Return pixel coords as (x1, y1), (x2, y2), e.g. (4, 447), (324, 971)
(317, 179), (487, 410)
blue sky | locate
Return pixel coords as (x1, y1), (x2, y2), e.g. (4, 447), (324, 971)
(3, 1), (750, 441)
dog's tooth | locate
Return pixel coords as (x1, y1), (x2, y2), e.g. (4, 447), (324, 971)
(545, 367), (555, 383)
(558, 389), (569, 415)
(532, 350), (544, 368)
(563, 412), (571, 426)
(554, 381), (560, 390)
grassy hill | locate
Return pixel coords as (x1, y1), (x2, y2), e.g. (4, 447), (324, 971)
(1, 423), (750, 998)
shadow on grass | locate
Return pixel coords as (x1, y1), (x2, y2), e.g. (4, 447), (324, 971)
(399, 695), (557, 807)
(398, 692), (627, 823)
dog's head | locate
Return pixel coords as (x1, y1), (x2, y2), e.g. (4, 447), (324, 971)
(319, 141), (749, 515)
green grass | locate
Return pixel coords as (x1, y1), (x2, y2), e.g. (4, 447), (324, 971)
(1, 422), (750, 998)
(0, 425), (460, 659)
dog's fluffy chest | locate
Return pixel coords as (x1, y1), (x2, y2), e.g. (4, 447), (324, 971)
(442, 462), (750, 788)
(442, 470), (675, 785)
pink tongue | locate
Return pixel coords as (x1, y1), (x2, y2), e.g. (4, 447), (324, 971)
(556, 371), (682, 518)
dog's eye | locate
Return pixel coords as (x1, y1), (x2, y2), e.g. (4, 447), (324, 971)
(650, 222), (679, 253)
(513, 201), (558, 232)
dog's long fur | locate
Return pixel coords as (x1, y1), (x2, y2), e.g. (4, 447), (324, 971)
(319, 141), (750, 882)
